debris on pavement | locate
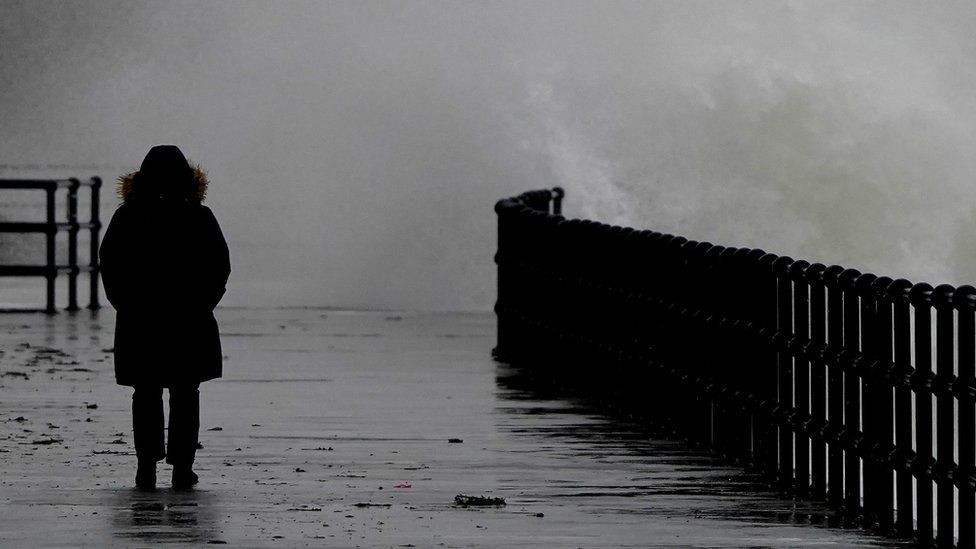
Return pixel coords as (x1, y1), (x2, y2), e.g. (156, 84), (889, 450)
(454, 494), (506, 507)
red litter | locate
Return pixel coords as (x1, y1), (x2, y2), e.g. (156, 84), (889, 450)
(394, 482), (412, 489)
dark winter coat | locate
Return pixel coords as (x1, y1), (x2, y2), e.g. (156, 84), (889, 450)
(100, 149), (231, 387)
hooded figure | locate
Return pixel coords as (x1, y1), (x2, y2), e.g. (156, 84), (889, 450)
(99, 145), (231, 490)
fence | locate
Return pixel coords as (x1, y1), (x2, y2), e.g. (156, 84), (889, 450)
(0, 178), (102, 313)
(494, 188), (975, 548)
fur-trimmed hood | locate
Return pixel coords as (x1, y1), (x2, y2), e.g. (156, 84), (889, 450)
(118, 161), (208, 204)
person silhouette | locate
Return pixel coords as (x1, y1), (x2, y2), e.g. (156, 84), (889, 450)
(100, 145), (231, 490)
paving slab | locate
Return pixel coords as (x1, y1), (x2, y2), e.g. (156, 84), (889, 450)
(0, 308), (907, 547)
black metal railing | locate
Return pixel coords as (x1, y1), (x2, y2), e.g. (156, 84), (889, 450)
(0, 178), (102, 313)
(494, 188), (975, 548)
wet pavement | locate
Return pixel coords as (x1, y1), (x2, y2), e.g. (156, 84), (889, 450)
(0, 308), (908, 547)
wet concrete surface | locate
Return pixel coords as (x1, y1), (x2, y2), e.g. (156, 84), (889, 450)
(0, 308), (908, 547)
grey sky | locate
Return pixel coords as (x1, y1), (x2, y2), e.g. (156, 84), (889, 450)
(3, 1), (976, 310)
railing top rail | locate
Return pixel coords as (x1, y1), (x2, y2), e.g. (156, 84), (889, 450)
(0, 177), (101, 190)
(495, 188), (976, 306)
(74, 177), (102, 188)
(0, 179), (65, 190)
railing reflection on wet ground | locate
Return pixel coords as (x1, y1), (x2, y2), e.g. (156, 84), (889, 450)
(495, 360), (907, 538)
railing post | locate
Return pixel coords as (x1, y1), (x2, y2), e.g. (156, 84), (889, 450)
(869, 275), (894, 532)
(954, 285), (976, 549)
(840, 268), (862, 514)
(697, 243), (717, 450)
(758, 252), (780, 479)
(66, 178), (80, 311)
(744, 248), (770, 470)
(678, 239), (704, 446)
(824, 265), (846, 507)
(856, 273), (878, 525)
(44, 185), (56, 314)
(889, 279), (915, 537)
(806, 263), (828, 500)
(493, 198), (520, 361)
(724, 248), (754, 464)
(88, 176), (102, 310)
(791, 260), (811, 497)
(773, 256), (795, 492)
(933, 284), (955, 548)
(911, 282), (935, 547)
(551, 187), (564, 216)
(720, 246), (749, 463)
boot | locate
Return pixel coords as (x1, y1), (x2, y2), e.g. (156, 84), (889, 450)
(135, 459), (157, 491)
(172, 465), (199, 490)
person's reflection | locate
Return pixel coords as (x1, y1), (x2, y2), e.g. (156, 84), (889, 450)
(110, 488), (223, 543)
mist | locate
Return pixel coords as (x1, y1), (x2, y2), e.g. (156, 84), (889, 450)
(3, 1), (976, 310)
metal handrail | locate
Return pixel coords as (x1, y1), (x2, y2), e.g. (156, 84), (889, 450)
(0, 177), (102, 312)
(494, 188), (976, 548)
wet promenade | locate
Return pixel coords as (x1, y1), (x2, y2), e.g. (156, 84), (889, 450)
(0, 308), (907, 547)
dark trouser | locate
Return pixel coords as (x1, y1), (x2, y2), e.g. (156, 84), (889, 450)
(132, 384), (200, 466)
